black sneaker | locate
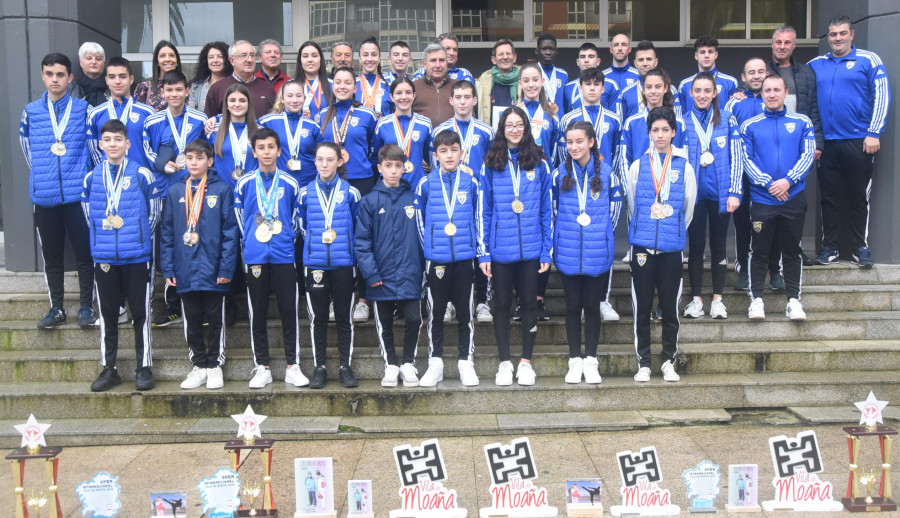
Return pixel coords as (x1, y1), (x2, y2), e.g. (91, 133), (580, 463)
(37, 307), (66, 329)
(339, 366), (359, 388)
(78, 306), (98, 328)
(801, 250), (815, 267)
(769, 272), (785, 291)
(225, 302), (237, 326)
(814, 247), (839, 265)
(309, 366), (327, 389)
(536, 300), (550, 321)
(852, 246), (874, 268)
(512, 305), (521, 321)
(733, 271), (749, 291)
(90, 366), (122, 392)
(152, 308), (182, 327)
(135, 366), (155, 391)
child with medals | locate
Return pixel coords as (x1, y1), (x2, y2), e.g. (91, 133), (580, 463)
(299, 142), (363, 389)
(553, 121), (619, 384)
(373, 77), (433, 192)
(160, 139), (238, 390)
(81, 119), (161, 392)
(480, 106), (553, 386)
(208, 84), (258, 189)
(294, 41), (332, 124)
(414, 130), (484, 388)
(355, 37), (393, 118)
(682, 72), (742, 320)
(517, 61), (560, 166)
(234, 128), (307, 389)
(626, 107), (696, 383)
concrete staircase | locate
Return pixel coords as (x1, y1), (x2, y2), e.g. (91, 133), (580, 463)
(0, 264), (897, 446)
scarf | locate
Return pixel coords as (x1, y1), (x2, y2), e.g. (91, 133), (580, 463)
(491, 66), (521, 104)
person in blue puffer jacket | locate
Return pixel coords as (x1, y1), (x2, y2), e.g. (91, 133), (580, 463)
(355, 145), (425, 389)
(81, 120), (161, 393)
(553, 121), (619, 386)
(480, 105), (553, 387)
(626, 107), (696, 385)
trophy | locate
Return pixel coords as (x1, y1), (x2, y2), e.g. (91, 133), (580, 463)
(7, 415), (62, 518)
(842, 392), (896, 512)
(242, 483), (262, 516)
(227, 406), (277, 517)
(26, 491), (47, 518)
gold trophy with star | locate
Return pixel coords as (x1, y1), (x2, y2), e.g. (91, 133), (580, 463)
(6, 414), (63, 518)
(225, 405), (278, 517)
(842, 392), (896, 512)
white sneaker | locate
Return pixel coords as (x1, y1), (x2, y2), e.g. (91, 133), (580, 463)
(476, 303), (493, 322)
(583, 356), (602, 384)
(419, 357), (444, 387)
(353, 301), (370, 322)
(516, 361), (536, 386)
(444, 302), (456, 323)
(458, 359), (479, 386)
(599, 301), (620, 321)
(748, 297), (765, 320)
(786, 298), (807, 321)
(381, 364), (400, 387)
(495, 361), (514, 386)
(683, 297), (705, 318)
(633, 366), (651, 382)
(565, 357), (583, 384)
(328, 302), (335, 321)
(661, 359), (680, 382)
(710, 298), (728, 319)
(399, 362), (419, 387)
(180, 366), (207, 389)
(285, 364), (310, 387)
(248, 366), (272, 388)
(206, 366), (224, 389)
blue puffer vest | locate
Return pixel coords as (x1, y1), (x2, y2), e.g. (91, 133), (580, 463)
(423, 170), (477, 263)
(87, 160), (154, 264)
(26, 92), (91, 206)
(629, 152), (688, 252)
(683, 107), (733, 212)
(303, 177), (356, 269)
(484, 154), (548, 263)
(553, 159), (615, 276)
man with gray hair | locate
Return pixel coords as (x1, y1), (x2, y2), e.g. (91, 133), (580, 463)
(413, 33), (474, 84)
(204, 39), (276, 117)
(412, 43), (458, 127)
(69, 42), (108, 107)
(330, 41), (353, 76)
(255, 39), (291, 93)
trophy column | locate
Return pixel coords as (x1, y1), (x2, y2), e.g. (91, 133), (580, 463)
(842, 425), (897, 512)
(6, 446), (63, 518)
(225, 438), (278, 517)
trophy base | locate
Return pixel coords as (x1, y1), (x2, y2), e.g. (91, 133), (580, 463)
(842, 497), (898, 512)
(723, 504), (761, 513)
(566, 503), (603, 516)
(238, 510), (278, 517)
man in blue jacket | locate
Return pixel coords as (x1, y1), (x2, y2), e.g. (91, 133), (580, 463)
(741, 75), (816, 321)
(21, 53), (97, 329)
(808, 15), (891, 267)
(355, 145), (425, 388)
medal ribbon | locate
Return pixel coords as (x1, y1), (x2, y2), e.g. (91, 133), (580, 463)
(166, 108), (189, 153)
(255, 170), (281, 222)
(439, 170), (462, 223)
(331, 106), (355, 148)
(580, 105), (606, 142)
(360, 75), (382, 111)
(690, 112), (714, 153)
(572, 162), (590, 215)
(650, 148), (673, 203)
(283, 114), (303, 159)
(184, 175), (208, 232)
(103, 159), (128, 218)
(228, 123), (249, 169)
(507, 150), (522, 200)
(391, 115), (415, 157)
(315, 178), (341, 230)
(106, 97), (134, 125)
(453, 118), (476, 165)
(47, 96), (73, 143)
(519, 102), (545, 141)
(541, 67), (558, 101)
(304, 78), (322, 112)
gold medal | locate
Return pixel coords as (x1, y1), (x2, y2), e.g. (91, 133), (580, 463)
(404, 161), (414, 173)
(175, 153), (187, 169)
(576, 212), (591, 227)
(255, 223), (273, 243)
(287, 159), (301, 171)
(271, 220), (283, 235)
(322, 228), (337, 244)
(189, 231), (200, 245)
(111, 215), (124, 229)
(183, 231), (193, 245)
(231, 168), (244, 181)
(444, 222), (457, 236)
(511, 198), (524, 214)
(51, 141), (67, 156)
(106, 215), (116, 226)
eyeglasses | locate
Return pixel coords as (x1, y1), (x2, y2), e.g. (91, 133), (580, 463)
(504, 123), (526, 131)
(234, 53), (257, 60)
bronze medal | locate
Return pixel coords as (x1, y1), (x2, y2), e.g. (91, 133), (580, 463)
(404, 161), (414, 173)
(651, 202), (663, 219)
(511, 198), (524, 214)
(183, 231), (193, 245)
(340, 149), (350, 163)
(444, 222), (457, 236)
(189, 231), (200, 245)
(576, 212), (591, 227)
(231, 168), (244, 181)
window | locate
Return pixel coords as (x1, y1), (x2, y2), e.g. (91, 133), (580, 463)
(532, 1), (600, 40)
(691, 0), (810, 39)
(310, 0), (436, 52)
(451, 0), (525, 42)
(168, 1), (293, 47)
(610, 1), (680, 41)
(750, 0), (808, 39)
(122, 0), (153, 53)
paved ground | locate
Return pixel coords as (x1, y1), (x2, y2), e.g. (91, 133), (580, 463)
(1, 422), (897, 517)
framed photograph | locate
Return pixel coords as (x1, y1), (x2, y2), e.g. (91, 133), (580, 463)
(728, 464), (758, 508)
(295, 457), (335, 515)
(150, 492), (187, 518)
(566, 478), (603, 506)
(347, 479), (373, 516)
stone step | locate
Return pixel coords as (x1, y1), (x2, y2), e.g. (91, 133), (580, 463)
(2, 340), (897, 383)
(5, 283), (898, 320)
(0, 370), (896, 420)
(2, 310), (898, 350)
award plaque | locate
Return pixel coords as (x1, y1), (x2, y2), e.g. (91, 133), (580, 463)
(347, 480), (374, 518)
(479, 437), (557, 517)
(761, 430), (843, 512)
(199, 469), (242, 518)
(609, 446), (680, 517)
(9, 415), (61, 518)
(681, 460), (721, 513)
(724, 465), (760, 513)
(842, 392), (896, 512)
(76, 472), (122, 517)
(565, 478), (603, 517)
(227, 406), (277, 517)
(294, 458), (336, 518)
(390, 439), (467, 518)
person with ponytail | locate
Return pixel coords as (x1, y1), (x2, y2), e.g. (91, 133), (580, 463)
(208, 84), (258, 190)
(356, 37), (393, 118)
(374, 78), (433, 193)
(681, 72), (743, 320)
(294, 41), (333, 124)
(480, 106), (553, 387)
(517, 61), (560, 165)
(553, 121), (619, 384)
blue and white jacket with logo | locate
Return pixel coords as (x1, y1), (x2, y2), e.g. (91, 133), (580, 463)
(319, 100), (377, 180)
(619, 111), (686, 186)
(374, 113), (433, 190)
(681, 104), (743, 212)
(413, 66), (475, 84)
(677, 68), (739, 111)
(258, 111), (323, 187)
(519, 99), (560, 166)
(562, 78), (620, 113)
(142, 107), (208, 190)
(740, 107), (815, 206)
(206, 120), (260, 191)
(617, 80), (683, 122)
(299, 176), (361, 269)
(724, 90), (765, 125)
(355, 73), (395, 117)
(235, 168), (302, 265)
(602, 64), (641, 98)
(807, 46), (891, 140)
(414, 169), (484, 263)
(539, 64), (568, 111)
(557, 105), (622, 175)
(87, 97), (155, 169)
(430, 117), (494, 172)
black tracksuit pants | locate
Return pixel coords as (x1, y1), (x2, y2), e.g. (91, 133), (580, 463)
(561, 271), (609, 358)
(750, 192), (806, 301)
(181, 290), (226, 368)
(688, 199), (731, 296)
(35, 202), (94, 309)
(305, 265), (355, 367)
(373, 299), (421, 366)
(492, 259), (539, 362)
(734, 177), (781, 275)
(819, 138), (874, 251)
(95, 261), (152, 367)
(424, 259), (475, 361)
(630, 247), (682, 368)
(245, 263), (299, 367)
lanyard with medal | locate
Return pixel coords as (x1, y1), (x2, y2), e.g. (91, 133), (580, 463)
(183, 175), (208, 246)
(440, 170), (462, 236)
(284, 114), (304, 172)
(360, 76), (383, 117)
(254, 170), (283, 243)
(331, 106), (354, 164)
(392, 115), (416, 173)
(304, 78), (322, 118)
(107, 97), (134, 125)
(454, 118), (476, 168)
(573, 162), (592, 227)
(541, 67), (558, 111)
(507, 150), (525, 214)
(48, 96), (73, 156)
(649, 148), (674, 219)
(315, 179), (341, 244)
(519, 102), (545, 143)
(166, 108), (189, 169)
(228, 123), (249, 181)
(691, 112), (715, 167)
(581, 104), (606, 144)
(103, 159), (127, 229)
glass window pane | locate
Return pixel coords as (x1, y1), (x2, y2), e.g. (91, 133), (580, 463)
(168, 1), (292, 47)
(750, 0), (807, 39)
(451, 0), (525, 43)
(122, 0), (153, 53)
(691, 0), (746, 39)
(609, 0), (680, 41)
(309, 0), (436, 53)
(533, 1), (600, 40)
